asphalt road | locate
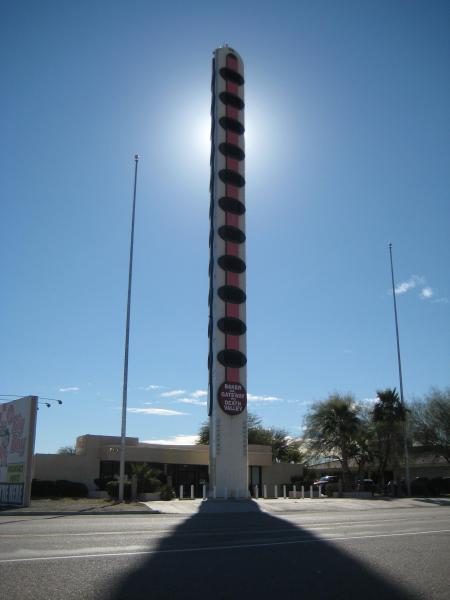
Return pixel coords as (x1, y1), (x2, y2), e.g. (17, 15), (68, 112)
(1, 503), (449, 599)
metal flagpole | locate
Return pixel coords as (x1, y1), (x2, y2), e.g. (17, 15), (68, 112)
(119, 154), (139, 503)
(388, 242), (411, 496)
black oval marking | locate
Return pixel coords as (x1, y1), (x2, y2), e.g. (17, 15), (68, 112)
(219, 142), (245, 161)
(217, 349), (247, 368)
(218, 255), (246, 274)
(219, 67), (244, 86)
(218, 225), (246, 244)
(219, 197), (246, 215)
(218, 285), (246, 304)
(219, 117), (245, 135)
(219, 91), (245, 110)
(219, 169), (245, 188)
(218, 317), (246, 336)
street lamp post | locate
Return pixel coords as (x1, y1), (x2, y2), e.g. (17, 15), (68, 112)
(388, 242), (411, 496)
(119, 154), (139, 503)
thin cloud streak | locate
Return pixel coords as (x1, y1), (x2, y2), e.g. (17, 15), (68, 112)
(286, 399), (311, 405)
(432, 297), (449, 304)
(394, 275), (424, 295)
(247, 394), (281, 403)
(176, 398), (207, 406)
(190, 390), (207, 398)
(142, 434), (199, 445)
(160, 389), (186, 398)
(127, 407), (187, 416)
(59, 387), (80, 392)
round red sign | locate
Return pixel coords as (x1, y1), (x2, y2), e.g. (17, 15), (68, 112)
(218, 382), (247, 415)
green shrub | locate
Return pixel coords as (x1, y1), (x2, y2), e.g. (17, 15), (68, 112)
(94, 477), (114, 491)
(139, 477), (161, 494)
(31, 479), (88, 498)
(130, 464), (162, 494)
(160, 484), (176, 501)
(55, 480), (88, 497)
(31, 480), (56, 497)
(106, 480), (132, 501)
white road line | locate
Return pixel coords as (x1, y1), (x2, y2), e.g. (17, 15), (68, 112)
(2, 515), (448, 539)
(1, 528), (449, 564)
(0, 529), (175, 538)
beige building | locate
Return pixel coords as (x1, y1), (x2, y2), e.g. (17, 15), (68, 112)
(33, 434), (303, 497)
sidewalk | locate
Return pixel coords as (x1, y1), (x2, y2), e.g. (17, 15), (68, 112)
(2, 496), (448, 517)
(143, 496), (450, 515)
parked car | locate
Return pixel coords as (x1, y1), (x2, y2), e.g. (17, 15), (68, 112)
(408, 477), (445, 496)
(313, 475), (340, 495)
(313, 475), (339, 486)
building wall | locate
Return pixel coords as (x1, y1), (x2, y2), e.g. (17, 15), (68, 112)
(32, 454), (98, 490)
(262, 463), (304, 487)
(76, 434), (139, 455)
(33, 435), (274, 492)
(99, 445), (210, 466)
(261, 463), (304, 498)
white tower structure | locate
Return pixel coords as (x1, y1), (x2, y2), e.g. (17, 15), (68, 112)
(208, 46), (248, 498)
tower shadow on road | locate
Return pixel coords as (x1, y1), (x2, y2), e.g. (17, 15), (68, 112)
(110, 500), (418, 600)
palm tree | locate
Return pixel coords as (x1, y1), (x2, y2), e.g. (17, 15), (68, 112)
(351, 407), (375, 479)
(304, 394), (361, 488)
(370, 388), (406, 489)
(130, 463), (162, 494)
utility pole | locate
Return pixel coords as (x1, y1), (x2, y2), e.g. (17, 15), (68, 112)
(119, 154), (139, 502)
(388, 242), (411, 496)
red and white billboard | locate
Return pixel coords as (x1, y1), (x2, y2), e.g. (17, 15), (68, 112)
(0, 396), (37, 507)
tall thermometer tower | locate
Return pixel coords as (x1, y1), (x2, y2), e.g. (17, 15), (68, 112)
(208, 46), (248, 498)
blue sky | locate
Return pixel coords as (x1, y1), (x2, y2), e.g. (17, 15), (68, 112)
(1, 0), (449, 453)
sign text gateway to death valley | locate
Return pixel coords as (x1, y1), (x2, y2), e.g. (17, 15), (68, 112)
(218, 382), (247, 415)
